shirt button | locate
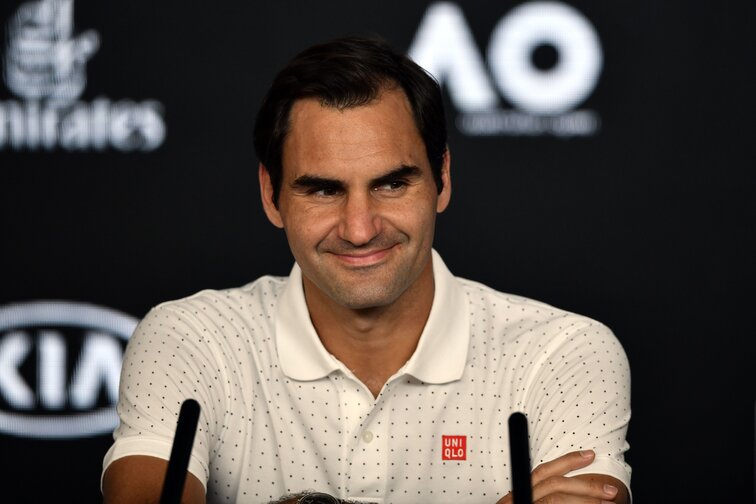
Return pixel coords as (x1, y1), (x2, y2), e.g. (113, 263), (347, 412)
(362, 430), (374, 443)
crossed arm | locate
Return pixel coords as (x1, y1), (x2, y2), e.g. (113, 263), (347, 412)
(103, 455), (205, 504)
(103, 450), (628, 504)
(496, 449), (629, 504)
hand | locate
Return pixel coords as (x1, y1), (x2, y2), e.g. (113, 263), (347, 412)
(496, 450), (625, 504)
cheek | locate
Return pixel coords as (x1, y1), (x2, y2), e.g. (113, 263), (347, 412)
(381, 201), (437, 239)
(282, 205), (339, 247)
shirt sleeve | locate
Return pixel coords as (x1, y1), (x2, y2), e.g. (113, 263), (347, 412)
(522, 318), (632, 491)
(102, 302), (230, 490)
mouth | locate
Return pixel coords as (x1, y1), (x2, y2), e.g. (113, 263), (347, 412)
(330, 245), (397, 267)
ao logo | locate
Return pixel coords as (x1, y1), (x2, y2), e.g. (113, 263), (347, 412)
(409, 1), (603, 134)
(0, 301), (137, 439)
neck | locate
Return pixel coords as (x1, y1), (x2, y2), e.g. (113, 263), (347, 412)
(304, 260), (435, 398)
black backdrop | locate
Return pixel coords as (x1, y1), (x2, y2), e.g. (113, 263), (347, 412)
(1, 0), (754, 502)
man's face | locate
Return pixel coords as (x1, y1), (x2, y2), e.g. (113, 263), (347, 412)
(260, 87), (451, 311)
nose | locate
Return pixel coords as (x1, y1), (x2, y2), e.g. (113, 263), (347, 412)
(338, 192), (381, 246)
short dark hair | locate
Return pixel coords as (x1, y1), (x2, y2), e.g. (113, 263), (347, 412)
(253, 36), (447, 205)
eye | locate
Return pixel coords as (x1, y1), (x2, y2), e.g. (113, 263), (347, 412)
(374, 179), (407, 192)
(313, 187), (340, 197)
(307, 184), (343, 198)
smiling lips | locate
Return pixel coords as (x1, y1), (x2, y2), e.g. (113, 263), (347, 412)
(330, 245), (396, 267)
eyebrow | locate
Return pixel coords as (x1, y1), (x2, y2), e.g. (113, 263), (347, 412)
(290, 165), (422, 191)
(371, 165), (421, 187)
(290, 174), (344, 192)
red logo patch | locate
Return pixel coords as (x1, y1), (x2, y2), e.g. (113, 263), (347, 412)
(441, 435), (467, 460)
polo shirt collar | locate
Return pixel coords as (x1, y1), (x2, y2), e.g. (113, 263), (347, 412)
(402, 250), (470, 384)
(276, 250), (470, 384)
(276, 264), (340, 380)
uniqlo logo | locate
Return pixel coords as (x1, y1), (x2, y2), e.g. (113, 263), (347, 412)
(441, 435), (467, 460)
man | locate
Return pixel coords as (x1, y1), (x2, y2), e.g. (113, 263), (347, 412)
(102, 37), (630, 504)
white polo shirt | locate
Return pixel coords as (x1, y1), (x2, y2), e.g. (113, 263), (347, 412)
(103, 251), (631, 503)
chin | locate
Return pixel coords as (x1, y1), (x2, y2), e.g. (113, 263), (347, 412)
(329, 284), (403, 311)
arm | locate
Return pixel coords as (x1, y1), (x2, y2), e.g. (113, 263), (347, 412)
(102, 306), (219, 502)
(527, 321), (632, 495)
(103, 455), (205, 504)
(496, 318), (632, 503)
(496, 450), (629, 504)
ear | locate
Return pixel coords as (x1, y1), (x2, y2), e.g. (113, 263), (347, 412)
(258, 163), (284, 229)
(436, 149), (452, 213)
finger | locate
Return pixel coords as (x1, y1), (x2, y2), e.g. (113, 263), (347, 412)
(534, 494), (611, 504)
(532, 475), (619, 503)
(531, 450), (595, 485)
(494, 491), (512, 504)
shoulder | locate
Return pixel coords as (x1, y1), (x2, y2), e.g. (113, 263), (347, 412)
(146, 274), (289, 320)
(455, 275), (622, 354)
(129, 274), (291, 351)
(456, 276), (566, 314)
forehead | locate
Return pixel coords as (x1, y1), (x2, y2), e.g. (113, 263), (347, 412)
(281, 88), (427, 179)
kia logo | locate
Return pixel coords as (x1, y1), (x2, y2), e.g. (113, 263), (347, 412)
(0, 301), (137, 438)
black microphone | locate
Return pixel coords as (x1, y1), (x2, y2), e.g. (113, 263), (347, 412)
(508, 412), (532, 504)
(160, 399), (201, 504)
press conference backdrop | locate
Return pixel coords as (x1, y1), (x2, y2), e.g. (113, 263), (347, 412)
(0, 0), (753, 502)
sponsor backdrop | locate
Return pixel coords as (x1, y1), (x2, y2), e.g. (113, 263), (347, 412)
(0, 0), (753, 502)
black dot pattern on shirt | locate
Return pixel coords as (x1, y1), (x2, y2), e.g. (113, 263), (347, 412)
(107, 274), (631, 504)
